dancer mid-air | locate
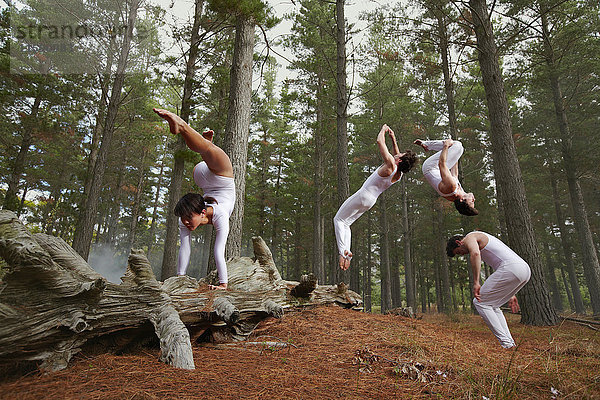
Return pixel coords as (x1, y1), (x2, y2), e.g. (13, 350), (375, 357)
(334, 124), (417, 270)
(154, 108), (234, 290)
(414, 138), (478, 216)
(447, 231), (531, 348)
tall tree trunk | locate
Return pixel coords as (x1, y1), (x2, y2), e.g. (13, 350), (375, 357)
(3, 93), (41, 211)
(222, 13), (255, 258)
(402, 179), (416, 309)
(313, 65), (326, 284)
(147, 137), (167, 256)
(542, 240), (563, 312)
(270, 152), (283, 262)
(257, 126), (269, 238)
(432, 207), (444, 313)
(127, 149), (148, 251)
(379, 192), (392, 313)
(436, 201), (452, 313)
(330, 239), (338, 285)
(350, 235), (360, 293)
(81, 46), (114, 217)
(419, 261), (427, 313)
(335, 0), (350, 285)
(104, 167), (125, 247)
(364, 212), (373, 312)
(541, 12), (600, 315)
(469, 0), (559, 325)
(160, 0), (204, 279)
(391, 250), (401, 308)
(294, 213), (301, 281)
(548, 158), (585, 313)
(72, 0), (140, 260)
(561, 266), (575, 312)
(433, 2), (457, 140)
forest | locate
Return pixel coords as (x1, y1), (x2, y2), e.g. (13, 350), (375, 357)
(1, 0), (599, 326)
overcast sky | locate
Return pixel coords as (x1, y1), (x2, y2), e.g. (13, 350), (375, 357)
(153, 0), (383, 85)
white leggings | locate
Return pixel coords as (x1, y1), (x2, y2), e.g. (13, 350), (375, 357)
(421, 140), (464, 196)
(473, 262), (531, 348)
(333, 189), (377, 258)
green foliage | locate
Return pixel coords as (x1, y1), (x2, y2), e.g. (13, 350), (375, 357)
(208, 0), (278, 28)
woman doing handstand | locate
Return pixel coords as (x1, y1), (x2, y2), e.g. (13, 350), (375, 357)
(154, 108), (234, 290)
(334, 124), (417, 270)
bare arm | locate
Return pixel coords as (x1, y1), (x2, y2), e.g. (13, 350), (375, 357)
(438, 139), (457, 193)
(450, 161), (459, 178)
(388, 127), (400, 156)
(377, 124), (396, 176)
(464, 235), (482, 300)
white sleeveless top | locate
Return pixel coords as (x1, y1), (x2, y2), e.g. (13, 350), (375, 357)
(424, 170), (463, 198)
(361, 165), (400, 198)
(472, 231), (524, 270)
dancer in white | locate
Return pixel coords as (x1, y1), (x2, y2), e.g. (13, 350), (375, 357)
(414, 138), (478, 216)
(447, 231), (531, 348)
(154, 108), (234, 290)
(334, 124), (417, 270)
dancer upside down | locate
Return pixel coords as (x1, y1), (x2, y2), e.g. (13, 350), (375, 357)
(447, 231), (531, 348)
(154, 108), (234, 290)
(334, 124), (417, 271)
(414, 138), (478, 216)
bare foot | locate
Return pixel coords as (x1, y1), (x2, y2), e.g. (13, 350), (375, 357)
(202, 129), (214, 142)
(338, 251), (352, 271)
(338, 255), (346, 270)
(153, 108), (186, 135)
(209, 283), (228, 290)
(413, 139), (428, 151)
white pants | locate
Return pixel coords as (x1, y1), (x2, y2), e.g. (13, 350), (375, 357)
(333, 189), (377, 257)
(421, 140), (463, 196)
(473, 262), (531, 348)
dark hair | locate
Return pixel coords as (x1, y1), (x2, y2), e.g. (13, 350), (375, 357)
(397, 150), (418, 173)
(454, 199), (479, 216)
(446, 235), (464, 257)
(174, 193), (207, 220)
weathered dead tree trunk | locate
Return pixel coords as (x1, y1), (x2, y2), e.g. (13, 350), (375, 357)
(0, 211), (362, 372)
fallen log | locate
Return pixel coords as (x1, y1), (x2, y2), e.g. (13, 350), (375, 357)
(0, 210), (362, 372)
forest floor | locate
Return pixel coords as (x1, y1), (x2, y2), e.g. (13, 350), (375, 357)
(1, 305), (599, 399)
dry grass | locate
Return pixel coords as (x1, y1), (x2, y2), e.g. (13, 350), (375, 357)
(1, 305), (599, 399)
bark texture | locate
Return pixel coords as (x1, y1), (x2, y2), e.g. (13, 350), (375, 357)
(335, 0), (350, 285)
(402, 179), (416, 310)
(222, 14), (255, 259)
(161, 0), (204, 280)
(469, 0), (559, 325)
(541, 11), (600, 315)
(0, 211), (362, 372)
(3, 94), (40, 211)
(379, 192), (392, 313)
(548, 159), (584, 313)
(313, 63), (326, 284)
(72, 0), (140, 260)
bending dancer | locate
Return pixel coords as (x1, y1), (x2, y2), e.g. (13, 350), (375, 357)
(334, 124), (417, 270)
(154, 108), (234, 290)
(414, 138), (478, 216)
(447, 231), (531, 348)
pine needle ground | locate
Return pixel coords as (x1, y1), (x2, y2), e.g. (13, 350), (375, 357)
(1, 305), (598, 399)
